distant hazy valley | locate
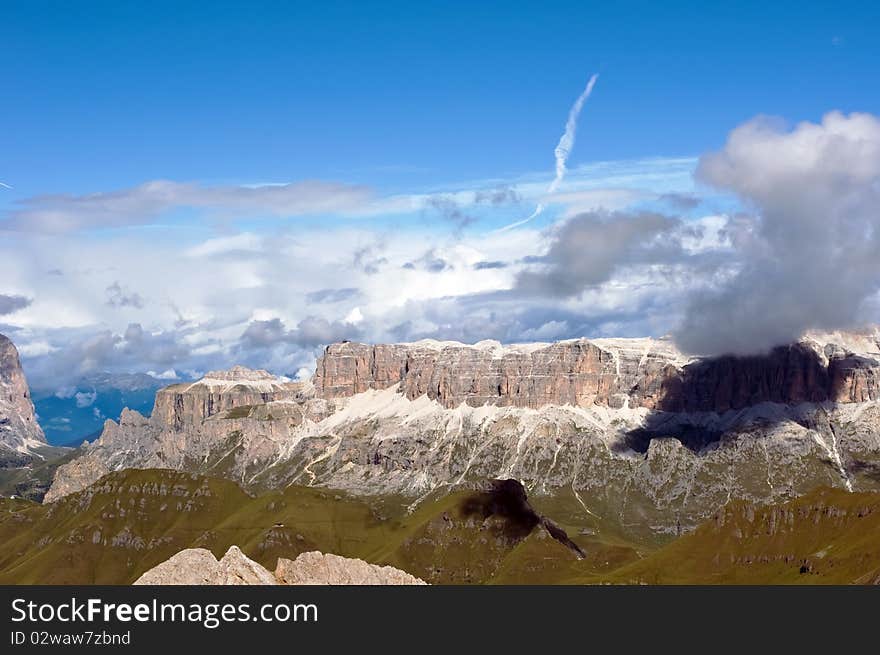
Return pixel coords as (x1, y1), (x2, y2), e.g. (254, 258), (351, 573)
(33, 372), (172, 447)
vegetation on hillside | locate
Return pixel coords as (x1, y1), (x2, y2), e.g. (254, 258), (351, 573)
(1, 468), (877, 585)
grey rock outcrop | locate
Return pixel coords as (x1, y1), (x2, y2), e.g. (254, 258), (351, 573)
(134, 546), (425, 585)
(0, 333), (45, 454)
(274, 552), (426, 585)
(134, 546), (277, 585)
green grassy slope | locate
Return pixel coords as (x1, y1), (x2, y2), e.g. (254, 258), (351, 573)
(0, 444), (76, 501)
(591, 487), (880, 585)
(2, 469), (877, 585)
(0, 469), (638, 584)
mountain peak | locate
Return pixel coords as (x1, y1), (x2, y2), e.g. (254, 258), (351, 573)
(0, 332), (46, 454)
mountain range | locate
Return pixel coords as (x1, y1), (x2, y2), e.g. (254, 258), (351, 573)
(44, 331), (880, 540)
(2, 329), (880, 583)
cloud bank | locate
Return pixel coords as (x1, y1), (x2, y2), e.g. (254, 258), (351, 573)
(1, 180), (372, 233)
(6, 111), (880, 392)
(674, 112), (880, 355)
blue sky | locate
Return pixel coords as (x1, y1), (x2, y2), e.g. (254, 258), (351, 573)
(3, 1), (877, 196)
(2, 1), (880, 397)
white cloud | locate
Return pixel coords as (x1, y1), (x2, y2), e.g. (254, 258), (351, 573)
(675, 111), (880, 355)
(15, 340), (56, 357)
(74, 391), (97, 408)
(519, 320), (570, 341)
(553, 189), (648, 218)
(146, 369), (179, 380)
(185, 233), (264, 257)
(344, 307), (364, 324)
(1, 180), (373, 233)
(0, 151), (757, 391)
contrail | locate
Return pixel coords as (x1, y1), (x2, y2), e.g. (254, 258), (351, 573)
(0, 182), (12, 190)
(497, 74), (598, 232)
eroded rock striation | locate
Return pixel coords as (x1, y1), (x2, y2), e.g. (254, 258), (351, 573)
(313, 338), (688, 410)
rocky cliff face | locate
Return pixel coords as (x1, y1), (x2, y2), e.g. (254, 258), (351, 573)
(46, 331), (880, 539)
(659, 340), (880, 412)
(43, 367), (311, 502)
(313, 337), (687, 410)
(0, 333), (45, 455)
(314, 332), (880, 412)
(152, 366), (302, 428)
(134, 545), (425, 585)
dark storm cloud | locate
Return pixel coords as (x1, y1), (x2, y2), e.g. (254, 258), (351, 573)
(473, 260), (508, 270)
(514, 211), (683, 298)
(240, 317), (362, 350)
(0, 294), (32, 315)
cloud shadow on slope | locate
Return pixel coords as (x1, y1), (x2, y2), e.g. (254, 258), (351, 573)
(617, 343), (875, 454)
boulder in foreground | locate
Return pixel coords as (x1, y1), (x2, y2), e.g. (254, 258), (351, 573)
(275, 551), (426, 585)
(134, 546), (426, 585)
(134, 546), (277, 585)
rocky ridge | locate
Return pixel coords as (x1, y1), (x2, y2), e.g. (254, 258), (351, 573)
(152, 366), (301, 428)
(134, 545), (425, 585)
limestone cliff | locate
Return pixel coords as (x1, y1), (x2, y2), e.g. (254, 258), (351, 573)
(43, 367), (310, 502)
(313, 331), (880, 412)
(0, 333), (45, 455)
(276, 552), (426, 585)
(152, 366), (303, 428)
(313, 337), (687, 410)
